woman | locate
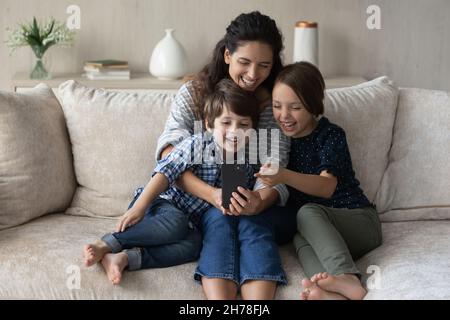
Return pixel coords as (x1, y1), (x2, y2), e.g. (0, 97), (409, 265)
(157, 11), (297, 299)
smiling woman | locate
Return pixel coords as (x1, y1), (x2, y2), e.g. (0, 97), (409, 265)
(155, 11), (299, 300)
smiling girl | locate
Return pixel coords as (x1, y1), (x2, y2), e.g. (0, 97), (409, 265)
(256, 62), (383, 300)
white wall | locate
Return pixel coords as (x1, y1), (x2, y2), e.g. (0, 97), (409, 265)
(1, 0), (449, 91)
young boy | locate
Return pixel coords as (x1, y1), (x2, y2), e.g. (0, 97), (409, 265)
(83, 78), (262, 284)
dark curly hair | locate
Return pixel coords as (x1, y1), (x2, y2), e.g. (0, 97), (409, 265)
(192, 11), (284, 120)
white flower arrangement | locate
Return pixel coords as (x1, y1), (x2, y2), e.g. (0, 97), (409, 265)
(5, 17), (76, 57)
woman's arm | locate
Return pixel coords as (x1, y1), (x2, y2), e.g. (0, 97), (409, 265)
(156, 82), (197, 160)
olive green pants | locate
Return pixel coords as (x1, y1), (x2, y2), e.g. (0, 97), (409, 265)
(293, 203), (382, 278)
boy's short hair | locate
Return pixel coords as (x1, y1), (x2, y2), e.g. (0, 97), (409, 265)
(275, 62), (325, 116)
(204, 79), (260, 129)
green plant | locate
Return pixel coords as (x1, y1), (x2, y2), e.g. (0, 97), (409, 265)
(5, 16), (76, 58)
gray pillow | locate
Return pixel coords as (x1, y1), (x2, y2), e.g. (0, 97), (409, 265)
(0, 84), (76, 230)
(57, 80), (174, 218)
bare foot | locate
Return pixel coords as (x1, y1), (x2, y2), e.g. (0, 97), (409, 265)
(313, 272), (367, 300)
(101, 252), (128, 285)
(300, 278), (347, 300)
(83, 240), (111, 267)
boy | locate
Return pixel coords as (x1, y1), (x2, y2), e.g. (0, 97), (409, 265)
(83, 78), (261, 284)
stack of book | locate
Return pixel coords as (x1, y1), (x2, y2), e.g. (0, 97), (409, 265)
(83, 60), (130, 80)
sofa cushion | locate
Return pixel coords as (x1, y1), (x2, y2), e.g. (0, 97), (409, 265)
(375, 88), (450, 220)
(1, 214), (449, 299)
(58, 80), (174, 218)
(0, 84), (76, 230)
(324, 77), (399, 203)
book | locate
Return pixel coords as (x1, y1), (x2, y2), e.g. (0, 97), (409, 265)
(85, 73), (130, 80)
(84, 59), (128, 68)
(83, 65), (130, 76)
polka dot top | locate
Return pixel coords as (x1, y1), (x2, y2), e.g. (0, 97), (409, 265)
(287, 117), (372, 210)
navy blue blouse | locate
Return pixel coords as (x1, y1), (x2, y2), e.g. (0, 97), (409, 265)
(287, 117), (372, 210)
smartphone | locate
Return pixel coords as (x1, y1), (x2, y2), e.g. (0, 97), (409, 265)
(221, 163), (248, 209)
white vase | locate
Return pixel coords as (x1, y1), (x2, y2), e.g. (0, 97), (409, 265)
(149, 29), (187, 80)
(293, 21), (318, 67)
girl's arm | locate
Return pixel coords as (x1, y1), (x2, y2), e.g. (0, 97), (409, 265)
(116, 173), (168, 232)
(256, 168), (338, 199)
(283, 169), (338, 199)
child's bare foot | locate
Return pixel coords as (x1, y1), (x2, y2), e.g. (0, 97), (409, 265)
(101, 252), (128, 285)
(83, 240), (111, 267)
(312, 272), (367, 300)
(300, 278), (347, 300)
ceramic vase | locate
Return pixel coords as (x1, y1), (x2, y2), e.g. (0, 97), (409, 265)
(149, 29), (187, 80)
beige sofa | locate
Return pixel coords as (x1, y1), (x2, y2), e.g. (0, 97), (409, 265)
(1, 77), (449, 299)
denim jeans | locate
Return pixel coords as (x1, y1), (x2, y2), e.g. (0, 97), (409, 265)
(194, 207), (287, 286)
(101, 191), (202, 270)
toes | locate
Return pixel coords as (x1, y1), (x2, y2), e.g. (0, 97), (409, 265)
(300, 291), (309, 300)
(302, 278), (314, 289)
(311, 273), (321, 283)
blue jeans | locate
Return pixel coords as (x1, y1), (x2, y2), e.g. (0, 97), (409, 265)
(101, 191), (202, 270)
(194, 207), (287, 286)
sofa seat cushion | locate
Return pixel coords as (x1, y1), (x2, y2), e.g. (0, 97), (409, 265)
(1, 214), (449, 299)
(0, 84), (76, 230)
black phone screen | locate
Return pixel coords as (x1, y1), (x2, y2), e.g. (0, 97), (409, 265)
(221, 163), (248, 209)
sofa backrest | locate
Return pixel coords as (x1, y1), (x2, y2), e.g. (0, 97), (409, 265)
(56, 78), (400, 219)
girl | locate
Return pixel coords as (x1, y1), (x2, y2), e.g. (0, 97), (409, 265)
(256, 62), (383, 300)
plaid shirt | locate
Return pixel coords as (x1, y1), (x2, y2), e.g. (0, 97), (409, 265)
(155, 80), (290, 206)
(151, 132), (257, 228)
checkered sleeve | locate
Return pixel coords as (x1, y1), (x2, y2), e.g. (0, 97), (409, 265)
(155, 81), (197, 161)
(153, 135), (201, 186)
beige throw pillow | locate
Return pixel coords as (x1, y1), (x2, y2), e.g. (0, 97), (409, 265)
(375, 88), (450, 220)
(0, 84), (76, 230)
(58, 80), (174, 218)
(324, 76), (399, 204)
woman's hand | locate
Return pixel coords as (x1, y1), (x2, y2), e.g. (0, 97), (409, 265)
(227, 187), (263, 216)
(116, 207), (146, 232)
(254, 164), (286, 187)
